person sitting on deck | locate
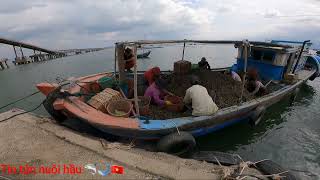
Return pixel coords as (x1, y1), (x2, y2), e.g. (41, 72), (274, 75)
(144, 66), (161, 85)
(246, 68), (267, 96)
(183, 76), (219, 116)
(224, 69), (242, 82)
(144, 78), (172, 107)
(198, 57), (211, 70)
(124, 47), (136, 72)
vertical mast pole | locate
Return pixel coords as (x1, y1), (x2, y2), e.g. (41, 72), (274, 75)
(292, 40), (310, 74)
(133, 44), (140, 117)
(239, 40), (249, 103)
(114, 43), (117, 76)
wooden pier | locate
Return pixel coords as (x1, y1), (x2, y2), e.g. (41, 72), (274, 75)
(12, 52), (67, 65)
(0, 37), (65, 66)
(0, 37), (106, 67)
(58, 48), (106, 56)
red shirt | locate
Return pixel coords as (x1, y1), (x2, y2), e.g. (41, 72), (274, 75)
(144, 67), (160, 85)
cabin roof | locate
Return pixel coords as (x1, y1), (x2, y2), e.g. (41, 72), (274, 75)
(116, 40), (300, 56)
(250, 45), (299, 53)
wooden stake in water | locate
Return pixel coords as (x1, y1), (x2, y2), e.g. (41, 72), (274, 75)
(182, 39), (186, 61)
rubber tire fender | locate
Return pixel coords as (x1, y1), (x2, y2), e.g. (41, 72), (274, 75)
(191, 151), (242, 166)
(249, 106), (266, 127)
(157, 131), (196, 157)
(309, 73), (317, 81)
(43, 88), (66, 123)
(255, 160), (297, 180)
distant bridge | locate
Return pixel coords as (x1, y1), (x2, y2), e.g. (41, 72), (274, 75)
(0, 37), (106, 66)
(0, 37), (58, 54)
(57, 48), (107, 55)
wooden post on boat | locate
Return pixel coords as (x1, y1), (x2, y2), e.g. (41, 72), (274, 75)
(292, 40), (310, 74)
(239, 40), (250, 103)
(116, 43), (125, 82)
(114, 43), (117, 75)
(133, 44), (140, 118)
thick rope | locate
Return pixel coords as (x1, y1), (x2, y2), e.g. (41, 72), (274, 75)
(0, 91), (40, 110)
(169, 120), (180, 135)
(0, 100), (44, 123)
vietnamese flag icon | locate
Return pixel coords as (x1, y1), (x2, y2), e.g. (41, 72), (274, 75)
(111, 165), (124, 174)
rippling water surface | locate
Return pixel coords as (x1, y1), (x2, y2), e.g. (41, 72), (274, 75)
(0, 44), (319, 179)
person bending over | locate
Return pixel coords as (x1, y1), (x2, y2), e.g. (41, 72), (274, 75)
(144, 78), (172, 107)
(183, 76), (218, 116)
(246, 68), (267, 96)
(144, 66), (161, 85)
(224, 69), (242, 82)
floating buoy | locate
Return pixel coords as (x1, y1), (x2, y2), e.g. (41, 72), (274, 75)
(309, 72), (317, 81)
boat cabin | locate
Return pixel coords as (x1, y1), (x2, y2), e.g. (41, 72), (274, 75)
(233, 42), (306, 81)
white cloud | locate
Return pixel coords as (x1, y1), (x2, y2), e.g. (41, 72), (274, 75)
(0, 0), (320, 58)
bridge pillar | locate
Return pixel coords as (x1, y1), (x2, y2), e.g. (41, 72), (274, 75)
(13, 46), (18, 58)
(0, 62), (4, 70)
(19, 45), (24, 57)
(4, 60), (9, 68)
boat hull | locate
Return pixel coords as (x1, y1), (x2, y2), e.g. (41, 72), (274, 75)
(40, 69), (315, 140)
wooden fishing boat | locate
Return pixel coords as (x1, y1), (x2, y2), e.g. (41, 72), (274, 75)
(137, 50), (151, 58)
(36, 40), (319, 154)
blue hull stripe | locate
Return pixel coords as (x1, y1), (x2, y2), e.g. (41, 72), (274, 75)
(190, 115), (250, 137)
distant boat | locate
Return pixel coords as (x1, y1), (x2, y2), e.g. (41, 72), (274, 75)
(137, 50), (151, 59)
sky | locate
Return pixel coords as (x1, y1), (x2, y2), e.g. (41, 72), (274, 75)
(0, 0), (320, 58)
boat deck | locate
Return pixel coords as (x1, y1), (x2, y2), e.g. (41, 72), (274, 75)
(297, 69), (316, 80)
